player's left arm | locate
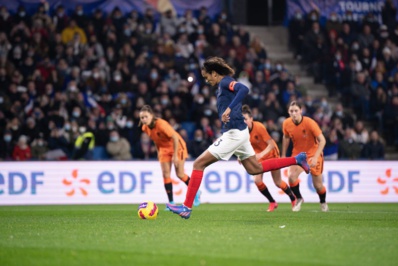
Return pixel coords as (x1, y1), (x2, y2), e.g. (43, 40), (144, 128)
(222, 81), (249, 123)
(310, 133), (326, 167)
(171, 133), (179, 165)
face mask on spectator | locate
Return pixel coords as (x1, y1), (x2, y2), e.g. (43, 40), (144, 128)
(197, 97), (204, 104)
(204, 109), (212, 116)
(124, 29), (131, 36)
(336, 54), (341, 60)
(311, 14), (317, 21)
(114, 75), (122, 82)
(19, 11), (25, 17)
(121, 99), (127, 104)
(107, 125), (114, 130)
(93, 72), (100, 79)
(352, 44), (359, 50)
(150, 72), (158, 79)
(126, 121), (133, 128)
(276, 64), (282, 71)
(69, 85), (77, 92)
(265, 63), (271, 69)
(77, 10), (83, 16)
(161, 99), (169, 105)
(195, 136), (203, 142)
(37, 140), (44, 146)
(221, 14), (227, 20)
(295, 13), (302, 19)
(11, 125), (19, 130)
(110, 136), (119, 142)
(198, 29), (204, 34)
(72, 111), (80, 117)
(336, 111), (343, 116)
(64, 124), (71, 131)
(4, 135), (11, 142)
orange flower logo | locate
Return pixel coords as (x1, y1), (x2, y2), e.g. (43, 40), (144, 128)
(172, 178), (183, 195)
(377, 169), (398, 195)
(62, 169), (90, 196)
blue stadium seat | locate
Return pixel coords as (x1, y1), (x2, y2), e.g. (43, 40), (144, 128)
(92, 146), (110, 160)
(181, 122), (196, 140)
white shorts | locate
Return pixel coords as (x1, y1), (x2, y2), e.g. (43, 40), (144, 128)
(208, 128), (255, 161)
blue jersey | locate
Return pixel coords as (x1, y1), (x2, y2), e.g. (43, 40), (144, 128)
(217, 76), (249, 133)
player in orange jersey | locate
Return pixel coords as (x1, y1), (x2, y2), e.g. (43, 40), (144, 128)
(139, 105), (200, 208)
(242, 105), (297, 212)
(282, 101), (328, 212)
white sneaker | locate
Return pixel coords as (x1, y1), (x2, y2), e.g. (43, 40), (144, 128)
(292, 198), (304, 212)
(321, 203), (329, 212)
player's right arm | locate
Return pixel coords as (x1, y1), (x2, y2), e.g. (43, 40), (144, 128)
(281, 120), (290, 158)
(281, 135), (290, 158)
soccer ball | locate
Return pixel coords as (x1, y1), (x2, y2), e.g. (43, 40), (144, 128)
(137, 201), (158, 220)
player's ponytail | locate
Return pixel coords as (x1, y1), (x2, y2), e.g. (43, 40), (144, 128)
(202, 57), (235, 76)
(242, 104), (252, 117)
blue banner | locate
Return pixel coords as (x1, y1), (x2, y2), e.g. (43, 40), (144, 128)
(286, 0), (398, 22)
(0, 0), (222, 17)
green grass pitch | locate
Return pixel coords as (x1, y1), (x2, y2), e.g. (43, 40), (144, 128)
(1, 203), (397, 266)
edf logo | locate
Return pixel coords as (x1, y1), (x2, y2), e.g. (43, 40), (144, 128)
(307, 171), (360, 192)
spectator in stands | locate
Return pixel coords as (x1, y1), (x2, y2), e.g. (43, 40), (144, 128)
(324, 129), (339, 160)
(382, 0), (397, 30)
(61, 19), (87, 45)
(339, 128), (363, 159)
(351, 120), (369, 148)
(31, 133), (48, 160)
(351, 72), (371, 119)
(362, 130), (385, 159)
(0, 130), (14, 160)
(133, 132), (157, 160)
(106, 129), (132, 160)
(72, 127), (94, 160)
(12, 134), (31, 161)
(188, 129), (210, 158)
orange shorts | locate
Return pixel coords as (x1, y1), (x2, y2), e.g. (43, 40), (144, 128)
(308, 153), (324, 176)
(158, 145), (188, 163)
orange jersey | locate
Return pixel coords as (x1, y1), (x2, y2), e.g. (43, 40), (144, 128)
(282, 116), (322, 157)
(249, 121), (279, 160)
(142, 118), (186, 152)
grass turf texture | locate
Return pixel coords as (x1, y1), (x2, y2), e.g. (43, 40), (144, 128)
(1, 203), (397, 266)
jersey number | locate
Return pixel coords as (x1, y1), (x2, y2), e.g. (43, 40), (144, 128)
(214, 139), (223, 146)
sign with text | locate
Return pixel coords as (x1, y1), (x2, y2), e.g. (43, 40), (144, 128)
(0, 161), (397, 205)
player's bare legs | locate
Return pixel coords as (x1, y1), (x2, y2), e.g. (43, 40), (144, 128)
(288, 165), (304, 211)
(160, 161), (174, 207)
(312, 174), (328, 212)
(253, 174), (278, 212)
(192, 150), (219, 170)
(270, 169), (297, 208)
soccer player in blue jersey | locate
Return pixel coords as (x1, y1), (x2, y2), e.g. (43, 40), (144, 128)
(167, 57), (309, 219)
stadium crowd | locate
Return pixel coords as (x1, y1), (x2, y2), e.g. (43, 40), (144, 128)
(289, 0), (398, 160)
(0, 2), (388, 161)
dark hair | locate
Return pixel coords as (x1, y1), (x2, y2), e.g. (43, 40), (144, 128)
(289, 101), (302, 109)
(202, 57), (235, 76)
(241, 104), (252, 117)
(138, 104), (157, 127)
